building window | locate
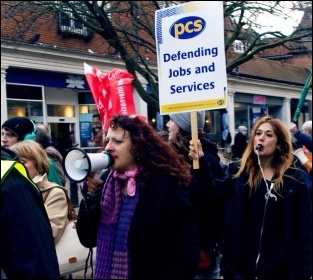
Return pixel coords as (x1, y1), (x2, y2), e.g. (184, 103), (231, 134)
(6, 84), (44, 123)
(233, 40), (244, 53)
(47, 104), (75, 117)
(57, 2), (93, 41)
(157, 1), (178, 9)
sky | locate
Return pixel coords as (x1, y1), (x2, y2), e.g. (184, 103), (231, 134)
(253, 3), (305, 35)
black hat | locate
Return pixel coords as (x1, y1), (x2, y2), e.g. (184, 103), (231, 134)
(2, 117), (36, 141)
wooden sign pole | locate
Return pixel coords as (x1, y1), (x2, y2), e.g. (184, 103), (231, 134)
(190, 111), (199, 169)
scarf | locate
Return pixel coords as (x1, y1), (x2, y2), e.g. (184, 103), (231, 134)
(95, 167), (140, 279)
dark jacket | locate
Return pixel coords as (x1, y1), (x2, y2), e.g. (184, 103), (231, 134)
(222, 162), (312, 279)
(231, 132), (248, 159)
(184, 138), (230, 273)
(77, 170), (200, 279)
(293, 130), (312, 152)
(188, 139), (228, 249)
(1, 146), (60, 279)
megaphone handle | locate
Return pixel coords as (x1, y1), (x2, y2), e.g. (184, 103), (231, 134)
(303, 160), (312, 172)
(93, 169), (105, 179)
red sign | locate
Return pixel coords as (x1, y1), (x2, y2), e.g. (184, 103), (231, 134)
(253, 95), (266, 105)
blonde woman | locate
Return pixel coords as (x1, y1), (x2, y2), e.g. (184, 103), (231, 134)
(221, 116), (312, 279)
(11, 140), (68, 244)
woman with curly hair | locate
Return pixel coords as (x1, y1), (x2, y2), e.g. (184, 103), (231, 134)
(76, 114), (200, 279)
(221, 116), (312, 280)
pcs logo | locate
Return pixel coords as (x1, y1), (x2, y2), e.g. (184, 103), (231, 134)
(170, 16), (206, 39)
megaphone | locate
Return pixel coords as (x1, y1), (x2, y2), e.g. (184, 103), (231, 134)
(293, 148), (312, 172)
(63, 148), (114, 182)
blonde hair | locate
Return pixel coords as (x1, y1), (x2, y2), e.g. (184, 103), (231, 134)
(234, 116), (293, 191)
(11, 140), (50, 175)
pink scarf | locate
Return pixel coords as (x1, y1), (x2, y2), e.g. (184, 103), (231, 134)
(113, 166), (140, 196)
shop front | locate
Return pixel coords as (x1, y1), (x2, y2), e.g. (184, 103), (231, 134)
(5, 67), (103, 155)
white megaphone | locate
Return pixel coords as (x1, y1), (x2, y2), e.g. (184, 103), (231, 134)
(293, 148), (312, 172)
(63, 148), (114, 182)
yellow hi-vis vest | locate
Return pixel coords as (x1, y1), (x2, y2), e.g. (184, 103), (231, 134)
(1, 160), (40, 193)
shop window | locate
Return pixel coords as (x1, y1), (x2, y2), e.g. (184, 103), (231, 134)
(47, 104), (75, 117)
(7, 100), (43, 121)
(78, 97), (102, 150)
(6, 84), (44, 123)
(7, 84), (42, 99)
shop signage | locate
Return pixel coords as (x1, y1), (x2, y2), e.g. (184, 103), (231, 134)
(6, 68), (90, 90)
(66, 75), (86, 89)
(253, 95), (266, 104)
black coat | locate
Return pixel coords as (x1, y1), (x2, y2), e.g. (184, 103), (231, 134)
(1, 146), (60, 279)
(231, 132), (247, 159)
(188, 139), (229, 251)
(77, 170), (200, 279)
(222, 163), (312, 279)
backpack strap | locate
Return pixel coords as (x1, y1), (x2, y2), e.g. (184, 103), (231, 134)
(42, 186), (78, 221)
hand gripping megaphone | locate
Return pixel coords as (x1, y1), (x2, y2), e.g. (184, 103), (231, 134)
(63, 148), (114, 182)
(293, 148), (312, 172)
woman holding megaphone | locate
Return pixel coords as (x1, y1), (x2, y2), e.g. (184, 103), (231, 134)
(76, 114), (200, 279)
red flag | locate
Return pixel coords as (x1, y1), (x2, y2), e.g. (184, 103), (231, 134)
(84, 63), (111, 130)
(84, 63), (140, 131)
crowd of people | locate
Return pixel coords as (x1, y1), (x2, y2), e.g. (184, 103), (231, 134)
(1, 114), (312, 279)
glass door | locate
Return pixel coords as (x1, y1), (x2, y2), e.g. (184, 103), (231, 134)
(48, 122), (75, 157)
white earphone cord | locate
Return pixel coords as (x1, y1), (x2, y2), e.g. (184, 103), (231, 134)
(257, 151), (277, 201)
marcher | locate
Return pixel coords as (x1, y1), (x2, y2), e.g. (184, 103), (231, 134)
(76, 114), (200, 279)
(289, 120), (312, 153)
(1, 145), (60, 279)
(36, 123), (66, 186)
(91, 113), (104, 150)
(66, 131), (79, 150)
(231, 125), (248, 160)
(167, 111), (228, 279)
(1, 116), (63, 186)
(289, 120), (312, 197)
(221, 116), (312, 279)
(10, 140), (68, 244)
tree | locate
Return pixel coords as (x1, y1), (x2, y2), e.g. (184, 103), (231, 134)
(1, 1), (312, 112)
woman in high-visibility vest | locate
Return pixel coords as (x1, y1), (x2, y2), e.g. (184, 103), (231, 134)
(1, 145), (60, 278)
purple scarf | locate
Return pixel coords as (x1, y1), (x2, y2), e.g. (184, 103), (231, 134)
(94, 167), (139, 279)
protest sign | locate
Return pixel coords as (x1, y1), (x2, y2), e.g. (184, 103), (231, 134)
(155, 1), (227, 168)
(155, 1), (227, 115)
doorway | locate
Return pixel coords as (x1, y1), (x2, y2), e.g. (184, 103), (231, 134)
(49, 122), (75, 157)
